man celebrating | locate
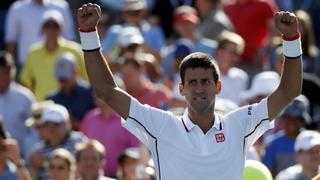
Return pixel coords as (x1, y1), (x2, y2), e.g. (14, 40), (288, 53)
(77, 3), (302, 179)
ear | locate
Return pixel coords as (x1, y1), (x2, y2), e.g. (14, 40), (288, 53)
(215, 80), (222, 94)
(179, 83), (185, 96)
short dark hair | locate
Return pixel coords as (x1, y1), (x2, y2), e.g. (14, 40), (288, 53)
(179, 52), (220, 84)
(0, 51), (14, 69)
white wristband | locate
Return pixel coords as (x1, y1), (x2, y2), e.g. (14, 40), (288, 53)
(79, 30), (101, 51)
(282, 37), (302, 58)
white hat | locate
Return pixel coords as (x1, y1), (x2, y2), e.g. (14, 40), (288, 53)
(41, 10), (64, 28)
(242, 71), (280, 100)
(40, 104), (69, 123)
(123, 0), (147, 11)
(294, 130), (320, 151)
(118, 26), (144, 48)
(55, 53), (78, 80)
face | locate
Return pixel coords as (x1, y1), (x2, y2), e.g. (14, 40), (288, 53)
(174, 20), (197, 37)
(0, 67), (11, 93)
(77, 147), (104, 178)
(297, 145), (320, 170)
(120, 63), (142, 92)
(58, 77), (76, 91)
(122, 10), (144, 24)
(281, 116), (304, 137)
(216, 43), (241, 72)
(179, 68), (220, 114)
(121, 157), (138, 180)
(48, 157), (71, 180)
(42, 21), (61, 40)
(42, 122), (67, 145)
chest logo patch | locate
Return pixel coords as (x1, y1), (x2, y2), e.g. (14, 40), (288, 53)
(215, 133), (225, 143)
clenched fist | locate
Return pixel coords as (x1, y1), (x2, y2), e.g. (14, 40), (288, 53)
(274, 11), (299, 36)
(77, 3), (101, 31)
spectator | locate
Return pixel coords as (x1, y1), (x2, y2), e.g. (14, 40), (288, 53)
(75, 139), (116, 180)
(276, 130), (320, 180)
(214, 30), (247, 105)
(242, 71), (280, 105)
(0, 51), (35, 155)
(0, 118), (32, 180)
(5, 0), (75, 69)
(263, 95), (312, 176)
(295, 10), (320, 77)
(161, 5), (217, 78)
(117, 147), (140, 180)
(195, 0), (234, 41)
(46, 53), (95, 130)
(101, 0), (165, 61)
(20, 10), (87, 101)
(223, 0), (278, 73)
(47, 148), (76, 180)
(29, 104), (87, 179)
(23, 100), (54, 160)
(81, 96), (140, 177)
(119, 57), (172, 108)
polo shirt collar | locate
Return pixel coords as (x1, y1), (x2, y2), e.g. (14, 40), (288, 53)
(182, 109), (222, 132)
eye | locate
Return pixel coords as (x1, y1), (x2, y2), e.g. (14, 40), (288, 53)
(201, 78), (212, 86)
(186, 79), (197, 86)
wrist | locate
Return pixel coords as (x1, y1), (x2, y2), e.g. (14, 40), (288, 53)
(79, 28), (101, 52)
(13, 159), (25, 168)
(282, 33), (302, 59)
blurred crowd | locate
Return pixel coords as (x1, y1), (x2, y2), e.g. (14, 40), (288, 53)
(0, 0), (320, 179)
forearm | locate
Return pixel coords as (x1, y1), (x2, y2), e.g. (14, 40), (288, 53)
(84, 50), (117, 98)
(278, 56), (302, 100)
(13, 160), (32, 180)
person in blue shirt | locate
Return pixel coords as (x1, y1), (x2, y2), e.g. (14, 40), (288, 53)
(46, 52), (95, 130)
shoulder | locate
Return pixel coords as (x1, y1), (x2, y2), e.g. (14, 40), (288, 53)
(276, 164), (302, 180)
(9, 83), (35, 102)
(9, 0), (28, 11)
(228, 67), (249, 79)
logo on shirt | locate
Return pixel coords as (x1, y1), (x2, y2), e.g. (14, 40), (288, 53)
(215, 133), (225, 143)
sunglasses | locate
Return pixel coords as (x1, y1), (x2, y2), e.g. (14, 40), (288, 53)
(48, 164), (68, 171)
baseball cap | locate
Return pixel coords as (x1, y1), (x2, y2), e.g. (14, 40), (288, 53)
(41, 10), (63, 28)
(174, 39), (193, 59)
(174, 5), (199, 24)
(55, 53), (78, 80)
(25, 100), (55, 127)
(118, 147), (140, 164)
(40, 104), (69, 124)
(122, 0), (146, 11)
(280, 95), (312, 124)
(118, 26), (144, 48)
(242, 71), (280, 101)
(294, 130), (320, 151)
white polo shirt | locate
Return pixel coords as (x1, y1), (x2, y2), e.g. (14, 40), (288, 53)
(122, 97), (273, 180)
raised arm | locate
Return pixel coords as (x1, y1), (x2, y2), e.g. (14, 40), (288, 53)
(268, 12), (303, 120)
(77, 3), (131, 119)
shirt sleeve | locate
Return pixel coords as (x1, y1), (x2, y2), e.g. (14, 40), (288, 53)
(5, 3), (19, 43)
(243, 98), (274, 150)
(122, 97), (173, 147)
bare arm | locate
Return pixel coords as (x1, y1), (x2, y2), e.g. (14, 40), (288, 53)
(78, 3), (131, 119)
(267, 12), (302, 120)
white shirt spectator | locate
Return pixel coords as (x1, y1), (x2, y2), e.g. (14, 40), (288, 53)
(218, 67), (248, 105)
(122, 97), (273, 180)
(0, 82), (35, 154)
(5, 0), (75, 65)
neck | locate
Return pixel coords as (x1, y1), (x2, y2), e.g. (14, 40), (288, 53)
(45, 39), (58, 52)
(302, 166), (318, 178)
(188, 108), (215, 134)
(81, 174), (99, 180)
(101, 108), (114, 118)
